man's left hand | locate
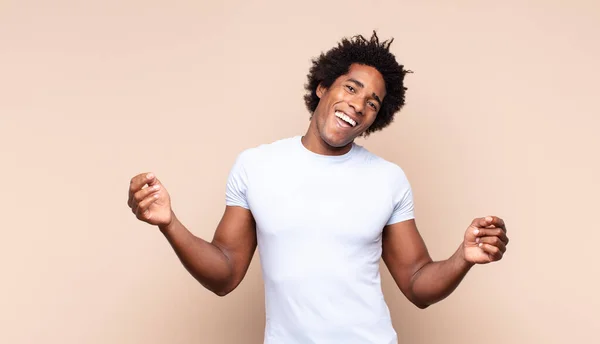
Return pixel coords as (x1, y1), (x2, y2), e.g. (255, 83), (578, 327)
(463, 216), (509, 264)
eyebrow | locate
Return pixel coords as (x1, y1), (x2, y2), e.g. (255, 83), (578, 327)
(347, 78), (382, 105)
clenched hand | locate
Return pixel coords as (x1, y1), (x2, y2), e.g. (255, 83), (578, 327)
(127, 172), (173, 227)
(463, 216), (509, 264)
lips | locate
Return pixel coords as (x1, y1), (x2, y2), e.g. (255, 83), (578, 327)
(334, 111), (358, 127)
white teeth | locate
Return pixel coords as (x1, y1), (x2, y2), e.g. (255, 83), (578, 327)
(335, 111), (356, 127)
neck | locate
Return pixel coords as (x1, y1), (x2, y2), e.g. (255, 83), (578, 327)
(301, 121), (353, 156)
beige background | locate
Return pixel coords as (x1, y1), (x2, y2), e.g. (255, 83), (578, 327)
(2, 1), (599, 343)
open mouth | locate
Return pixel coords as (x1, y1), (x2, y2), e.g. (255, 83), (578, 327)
(335, 111), (357, 127)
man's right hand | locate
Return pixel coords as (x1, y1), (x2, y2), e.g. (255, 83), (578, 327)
(127, 172), (173, 227)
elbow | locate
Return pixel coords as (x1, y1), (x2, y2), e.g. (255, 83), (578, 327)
(211, 283), (236, 297)
(211, 285), (234, 297)
(199, 280), (234, 297)
(413, 301), (431, 310)
(410, 293), (444, 309)
(408, 293), (432, 309)
(214, 289), (231, 297)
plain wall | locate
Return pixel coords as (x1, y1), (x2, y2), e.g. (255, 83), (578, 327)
(2, 1), (598, 343)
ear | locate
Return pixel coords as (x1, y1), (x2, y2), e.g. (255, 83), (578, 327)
(316, 83), (327, 98)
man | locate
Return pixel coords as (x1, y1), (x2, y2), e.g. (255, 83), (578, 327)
(127, 32), (509, 343)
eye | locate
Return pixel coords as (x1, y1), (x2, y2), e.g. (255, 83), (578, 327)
(345, 85), (355, 93)
(368, 101), (378, 110)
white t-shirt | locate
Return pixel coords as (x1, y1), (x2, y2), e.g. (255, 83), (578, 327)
(225, 136), (415, 344)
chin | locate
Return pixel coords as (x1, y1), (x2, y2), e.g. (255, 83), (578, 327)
(321, 131), (355, 148)
(313, 113), (362, 149)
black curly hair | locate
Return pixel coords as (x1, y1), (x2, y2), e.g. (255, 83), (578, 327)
(303, 31), (412, 136)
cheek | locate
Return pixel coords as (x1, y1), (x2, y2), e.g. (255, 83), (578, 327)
(361, 113), (378, 128)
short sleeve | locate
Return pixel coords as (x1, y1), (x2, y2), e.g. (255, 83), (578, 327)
(225, 151), (251, 209)
(386, 167), (415, 225)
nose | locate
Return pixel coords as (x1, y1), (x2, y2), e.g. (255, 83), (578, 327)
(348, 95), (364, 116)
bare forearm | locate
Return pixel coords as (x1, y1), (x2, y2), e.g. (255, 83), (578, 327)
(410, 244), (474, 308)
(159, 213), (232, 295)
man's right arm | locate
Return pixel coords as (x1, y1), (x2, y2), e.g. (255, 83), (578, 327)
(128, 172), (257, 297)
(159, 206), (257, 296)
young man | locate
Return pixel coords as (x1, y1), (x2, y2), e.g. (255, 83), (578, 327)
(127, 32), (509, 343)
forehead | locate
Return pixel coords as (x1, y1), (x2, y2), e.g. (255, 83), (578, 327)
(338, 63), (386, 98)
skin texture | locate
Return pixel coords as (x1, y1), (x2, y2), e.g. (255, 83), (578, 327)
(127, 63), (509, 305)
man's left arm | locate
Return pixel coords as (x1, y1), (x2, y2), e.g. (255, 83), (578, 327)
(381, 216), (509, 309)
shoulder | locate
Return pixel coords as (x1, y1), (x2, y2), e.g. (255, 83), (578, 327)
(232, 136), (299, 167)
(355, 145), (410, 184)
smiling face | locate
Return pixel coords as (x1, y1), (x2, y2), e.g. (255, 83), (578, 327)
(304, 63), (387, 155)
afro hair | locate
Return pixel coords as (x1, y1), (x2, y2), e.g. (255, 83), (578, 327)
(303, 31), (412, 136)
